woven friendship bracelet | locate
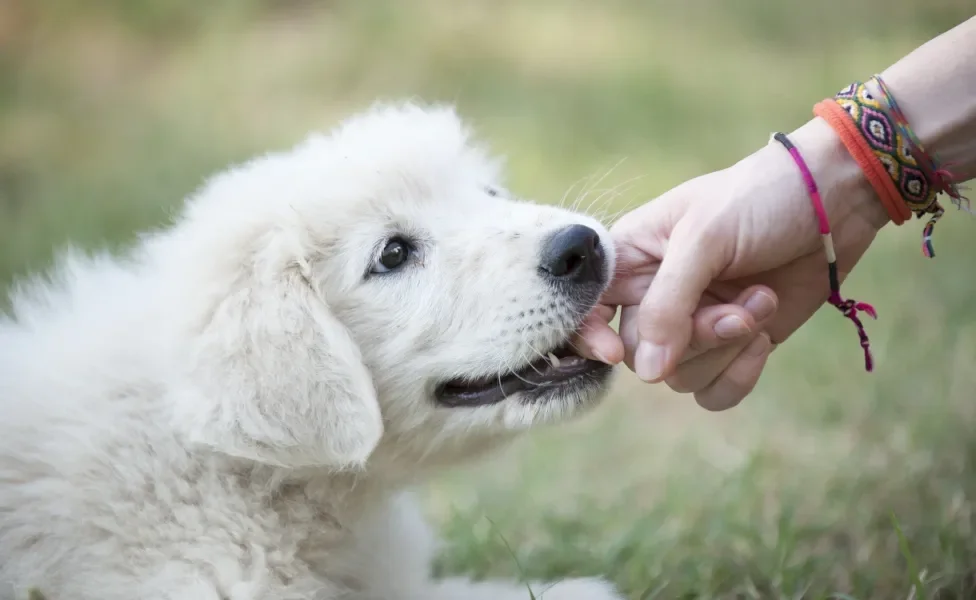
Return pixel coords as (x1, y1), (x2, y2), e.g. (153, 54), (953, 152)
(819, 79), (970, 258)
(813, 99), (911, 225)
(870, 75), (970, 256)
(771, 132), (877, 372)
(872, 75), (968, 207)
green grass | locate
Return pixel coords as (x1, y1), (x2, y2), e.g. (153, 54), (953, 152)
(2, 1), (975, 598)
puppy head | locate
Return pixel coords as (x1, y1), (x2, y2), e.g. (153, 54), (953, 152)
(165, 102), (616, 470)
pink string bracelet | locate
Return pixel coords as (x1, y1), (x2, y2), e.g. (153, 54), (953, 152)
(771, 132), (878, 372)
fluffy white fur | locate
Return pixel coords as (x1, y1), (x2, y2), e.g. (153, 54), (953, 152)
(0, 103), (622, 600)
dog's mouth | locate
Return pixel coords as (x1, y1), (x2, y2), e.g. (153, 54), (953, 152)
(434, 342), (611, 407)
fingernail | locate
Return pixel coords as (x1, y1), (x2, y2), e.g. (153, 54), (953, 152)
(593, 349), (613, 365)
(635, 341), (668, 382)
(744, 291), (776, 321)
(713, 315), (750, 340)
(745, 333), (771, 357)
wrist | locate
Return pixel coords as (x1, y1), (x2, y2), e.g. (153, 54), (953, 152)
(876, 17), (976, 183)
(789, 117), (890, 234)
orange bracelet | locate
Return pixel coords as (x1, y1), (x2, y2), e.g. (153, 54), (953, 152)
(813, 99), (911, 225)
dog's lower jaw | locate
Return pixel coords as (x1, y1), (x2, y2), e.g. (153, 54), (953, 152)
(499, 365), (616, 429)
(517, 362), (615, 405)
(219, 363), (615, 487)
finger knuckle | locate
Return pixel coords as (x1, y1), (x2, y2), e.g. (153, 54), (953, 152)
(698, 370), (758, 411)
(696, 387), (743, 412)
(638, 302), (673, 331)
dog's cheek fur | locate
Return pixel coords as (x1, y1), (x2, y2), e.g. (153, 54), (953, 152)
(170, 249), (384, 470)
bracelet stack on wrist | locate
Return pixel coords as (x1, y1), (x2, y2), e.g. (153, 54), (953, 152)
(814, 77), (970, 258)
(777, 74), (972, 372)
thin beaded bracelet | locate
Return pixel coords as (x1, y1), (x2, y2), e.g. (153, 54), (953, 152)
(771, 132), (877, 372)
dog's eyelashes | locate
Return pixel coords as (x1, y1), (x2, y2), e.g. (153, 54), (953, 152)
(371, 238), (411, 274)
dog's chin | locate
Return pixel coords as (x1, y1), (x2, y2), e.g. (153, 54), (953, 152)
(433, 342), (614, 408)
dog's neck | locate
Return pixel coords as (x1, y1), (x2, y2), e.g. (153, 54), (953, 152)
(206, 428), (517, 519)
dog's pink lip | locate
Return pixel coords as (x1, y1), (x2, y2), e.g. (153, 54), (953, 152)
(433, 342), (609, 407)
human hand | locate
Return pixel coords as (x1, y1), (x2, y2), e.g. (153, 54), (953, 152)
(579, 118), (890, 410)
(578, 283), (780, 410)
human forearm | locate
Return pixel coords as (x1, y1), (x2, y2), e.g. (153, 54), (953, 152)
(605, 18), (976, 393)
(785, 16), (976, 243)
(875, 16), (976, 182)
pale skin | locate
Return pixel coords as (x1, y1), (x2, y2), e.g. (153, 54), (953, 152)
(578, 16), (976, 410)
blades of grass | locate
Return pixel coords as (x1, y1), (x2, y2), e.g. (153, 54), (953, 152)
(891, 512), (927, 600)
(639, 580), (669, 600)
(486, 517), (537, 600)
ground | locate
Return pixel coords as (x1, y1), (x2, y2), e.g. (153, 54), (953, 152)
(1, 1), (975, 598)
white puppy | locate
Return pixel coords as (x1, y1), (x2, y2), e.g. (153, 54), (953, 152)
(0, 103), (623, 600)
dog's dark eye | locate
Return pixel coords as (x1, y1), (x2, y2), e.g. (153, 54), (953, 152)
(484, 186), (500, 197)
(372, 238), (410, 274)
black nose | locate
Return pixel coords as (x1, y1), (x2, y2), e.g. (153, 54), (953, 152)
(540, 224), (605, 285)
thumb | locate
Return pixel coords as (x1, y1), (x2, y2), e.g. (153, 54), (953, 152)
(632, 223), (728, 382)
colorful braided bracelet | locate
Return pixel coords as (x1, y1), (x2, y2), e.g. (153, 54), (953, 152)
(771, 132), (877, 372)
(814, 77), (970, 257)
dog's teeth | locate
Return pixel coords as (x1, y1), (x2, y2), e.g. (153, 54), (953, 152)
(547, 352), (561, 368)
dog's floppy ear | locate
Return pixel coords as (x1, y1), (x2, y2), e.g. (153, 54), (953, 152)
(173, 240), (383, 469)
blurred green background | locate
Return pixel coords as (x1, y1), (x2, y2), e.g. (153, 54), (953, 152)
(2, 1), (975, 598)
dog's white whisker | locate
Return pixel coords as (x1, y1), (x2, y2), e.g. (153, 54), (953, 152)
(571, 157), (627, 214)
(557, 170), (599, 210)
